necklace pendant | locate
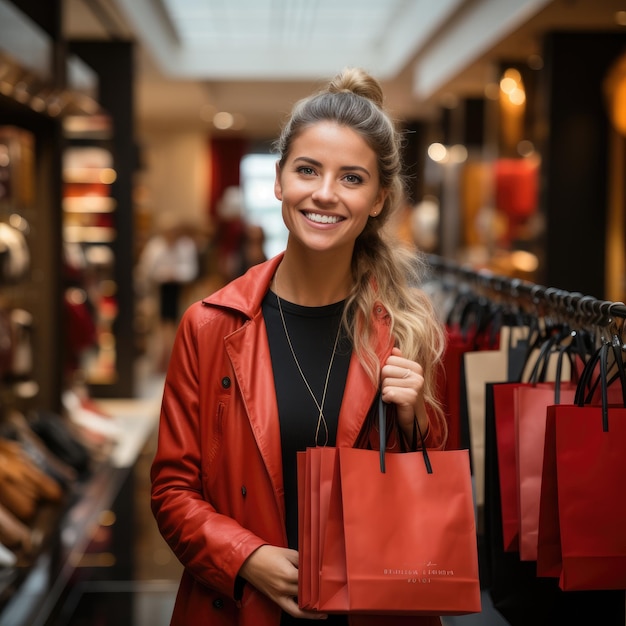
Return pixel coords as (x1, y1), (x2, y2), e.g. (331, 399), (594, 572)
(275, 292), (342, 448)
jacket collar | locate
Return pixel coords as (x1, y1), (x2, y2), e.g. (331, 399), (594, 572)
(206, 252), (394, 447)
(203, 254), (284, 317)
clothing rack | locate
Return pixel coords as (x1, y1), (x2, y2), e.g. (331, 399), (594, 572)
(424, 254), (626, 626)
(423, 254), (626, 326)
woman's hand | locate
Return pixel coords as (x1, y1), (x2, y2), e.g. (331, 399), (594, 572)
(381, 347), (429, 443)
(239, 545), (328, 620)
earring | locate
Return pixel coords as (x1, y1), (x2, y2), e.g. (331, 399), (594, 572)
(371, 211), (378, 217)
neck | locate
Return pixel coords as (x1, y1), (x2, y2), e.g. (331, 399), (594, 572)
(275, 249), (352, 306)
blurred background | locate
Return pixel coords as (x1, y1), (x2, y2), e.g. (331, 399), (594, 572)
(0, 1), (625, 625)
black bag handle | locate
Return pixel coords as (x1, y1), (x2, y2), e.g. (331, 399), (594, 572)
(611, 334), (626, 407)
(574, 338), (626, 432)
(378, 396), (432, 475)
(554, 343), (572, 404)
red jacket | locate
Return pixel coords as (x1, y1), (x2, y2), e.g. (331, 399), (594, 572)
(151, 254), (443, 626)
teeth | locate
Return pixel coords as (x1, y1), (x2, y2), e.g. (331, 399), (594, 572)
(304, 212), (341, 224)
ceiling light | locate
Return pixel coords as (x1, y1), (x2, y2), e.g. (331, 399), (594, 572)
(213, 111), (234, 130)
(500, 76), (517, 95)
(99, 168), (117, 184)
(449, 144), (468, 164)
(427, 143), (447, 163)
(30, 94), (46, 112)
(510, 250), (539, 273)
(13, 80), (30, 103)
(509, 88), (526, 106)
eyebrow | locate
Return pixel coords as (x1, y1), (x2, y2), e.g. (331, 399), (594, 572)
(293, 156), (371, 177)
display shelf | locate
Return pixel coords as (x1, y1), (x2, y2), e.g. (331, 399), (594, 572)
(0, 465), (124, 626)
(61, 137), (120, 388)
(63, 225), (116, 244)
(0, 404), (159, 626)
(62, 168), (117, 185)
(62, 115), (112, 142)
(0, 13), (141, 621)
(63, 196), (116, 213)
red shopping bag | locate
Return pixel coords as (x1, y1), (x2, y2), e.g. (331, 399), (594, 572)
(536, 404), (562, 578)
(514, 381), (576, 561)
(297, 446), (315, 609)
(536, 341), (626, 590)
(492, 382), (527, 552)
(493, 339), (577, 555)
(298, 399), (481, 615)
(439, 329), (473, 450)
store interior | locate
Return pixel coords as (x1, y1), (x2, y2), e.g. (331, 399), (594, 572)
(0, 0), (626, 625)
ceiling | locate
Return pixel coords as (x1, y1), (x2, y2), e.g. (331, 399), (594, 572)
(62, 0), (626, 138)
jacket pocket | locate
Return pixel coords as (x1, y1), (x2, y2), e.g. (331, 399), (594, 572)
(206, 400), (225, 466)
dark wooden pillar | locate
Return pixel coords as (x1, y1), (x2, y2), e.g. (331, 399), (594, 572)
(540, 32), (626, 297)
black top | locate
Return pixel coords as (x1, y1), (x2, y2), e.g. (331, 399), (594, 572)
(263, 290), (351, 626)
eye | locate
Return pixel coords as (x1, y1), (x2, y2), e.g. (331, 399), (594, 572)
(343, 173), (363, 184)
(296, 166), (316, 176)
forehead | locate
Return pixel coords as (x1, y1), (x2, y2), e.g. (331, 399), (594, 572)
(289, 121), (376, 163)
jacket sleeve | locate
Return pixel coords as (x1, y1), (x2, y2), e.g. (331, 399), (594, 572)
(150, 305), (267, 599)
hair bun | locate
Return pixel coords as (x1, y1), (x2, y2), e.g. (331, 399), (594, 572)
(327, 67), (384, 108)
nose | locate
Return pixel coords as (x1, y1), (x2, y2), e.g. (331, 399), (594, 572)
(311, 175), (338, 204)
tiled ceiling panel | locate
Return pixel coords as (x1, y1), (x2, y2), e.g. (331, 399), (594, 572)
(162, 0), (402, 48)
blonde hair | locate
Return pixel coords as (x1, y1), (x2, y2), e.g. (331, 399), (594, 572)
(275, 68), (447, 438)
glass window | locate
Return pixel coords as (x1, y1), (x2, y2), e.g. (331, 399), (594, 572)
(240, 153), (286, 259)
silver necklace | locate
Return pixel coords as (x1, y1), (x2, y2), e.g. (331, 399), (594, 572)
(275, 286), (342, 447)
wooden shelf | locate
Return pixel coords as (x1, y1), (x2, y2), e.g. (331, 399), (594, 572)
(0, 407), (159, 626)
(62, 197), (116, 213)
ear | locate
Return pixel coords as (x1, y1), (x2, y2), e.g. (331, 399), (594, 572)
(274, 161), (283, 201)
(370, 188), (388, 217)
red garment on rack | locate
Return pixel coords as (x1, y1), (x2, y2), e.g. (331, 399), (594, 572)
(439, 326), (473, 451)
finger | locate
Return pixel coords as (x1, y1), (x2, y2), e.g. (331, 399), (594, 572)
(285, 549), (299, 568)
(385, 360), (423, 379)
(283, 596), (328, 620)
(383, 364), (420, 385)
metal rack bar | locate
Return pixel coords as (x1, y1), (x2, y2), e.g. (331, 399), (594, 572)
(424, 254), (626, 323)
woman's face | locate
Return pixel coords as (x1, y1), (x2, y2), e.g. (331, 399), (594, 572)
(274, 121), (386, 257)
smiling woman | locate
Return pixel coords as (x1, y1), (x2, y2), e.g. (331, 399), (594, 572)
(274, 120), (385, 263)
(151, 67), (447, 626)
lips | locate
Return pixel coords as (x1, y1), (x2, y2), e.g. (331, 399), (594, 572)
(303, 211), (343, 224)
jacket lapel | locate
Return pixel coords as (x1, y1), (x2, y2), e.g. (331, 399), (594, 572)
(214, 257), (395, 519)
(225, 309), (286, 520)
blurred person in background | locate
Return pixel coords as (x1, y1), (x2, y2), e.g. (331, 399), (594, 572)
(235, 222), (267, 276)
(136, 214), (199, 371)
